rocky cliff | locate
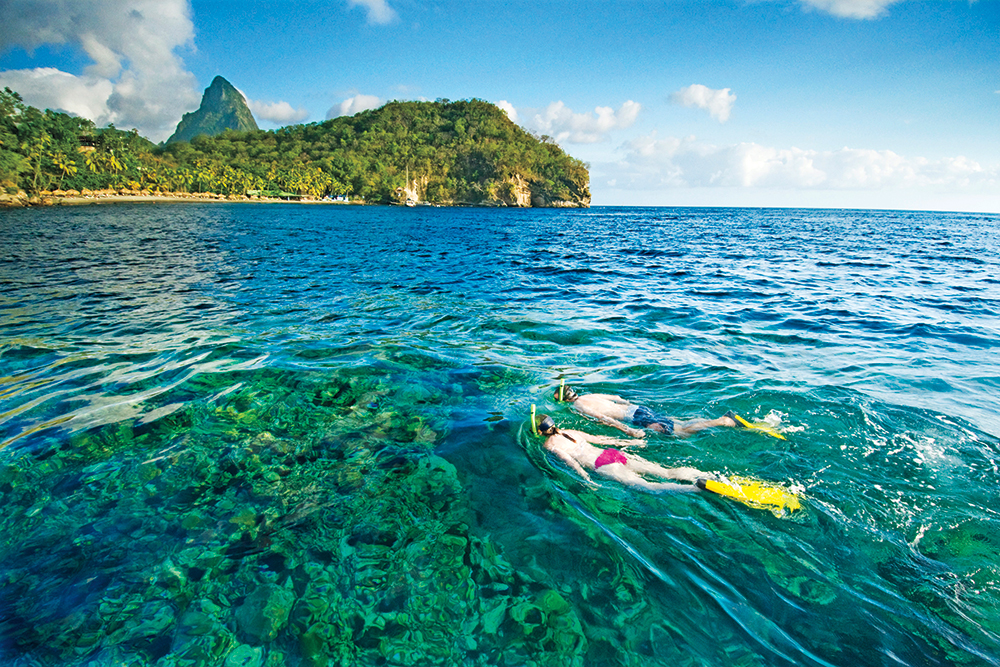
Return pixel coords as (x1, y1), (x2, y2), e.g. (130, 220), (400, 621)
(166, 76), (258, 145)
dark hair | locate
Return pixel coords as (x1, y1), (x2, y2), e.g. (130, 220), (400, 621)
(534, 414), (579, 443)
(535, 414), (557, 434)
(553, 385), (578, 402)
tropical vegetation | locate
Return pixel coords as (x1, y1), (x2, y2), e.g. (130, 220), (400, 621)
(0, 87), (590, 206)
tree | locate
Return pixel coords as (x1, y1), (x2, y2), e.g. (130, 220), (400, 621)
(49, 151), (77, 190)
(21, 131), (51, 193)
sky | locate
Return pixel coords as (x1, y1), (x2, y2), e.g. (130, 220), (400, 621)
(0, 0), (997, 212)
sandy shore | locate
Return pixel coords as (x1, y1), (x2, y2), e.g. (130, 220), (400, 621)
(0, 190), (358, 208)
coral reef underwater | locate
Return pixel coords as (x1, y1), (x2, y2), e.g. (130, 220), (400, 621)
(0, 354), (603, 667)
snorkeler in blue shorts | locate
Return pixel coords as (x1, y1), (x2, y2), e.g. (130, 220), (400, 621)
(629, 405), (677, 432)
(553, 385), (739, 437)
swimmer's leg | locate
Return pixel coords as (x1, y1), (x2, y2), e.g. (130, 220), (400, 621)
(672, 416), (737, 437)
(595, 463), (698, 493)
(647, 481), (700, 493)
(627, 456), (706, 483)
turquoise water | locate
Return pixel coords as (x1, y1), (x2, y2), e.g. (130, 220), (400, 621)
(1, 204), (998, 666)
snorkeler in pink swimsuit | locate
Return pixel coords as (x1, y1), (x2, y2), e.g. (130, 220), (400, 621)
(594, 447), (628, 468)
(534, 414), (710, 493)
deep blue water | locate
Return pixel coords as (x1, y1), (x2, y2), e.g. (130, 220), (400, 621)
(1, 203), (999, 666)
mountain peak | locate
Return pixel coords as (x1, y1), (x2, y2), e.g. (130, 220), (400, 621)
(165, 76), (258, 144)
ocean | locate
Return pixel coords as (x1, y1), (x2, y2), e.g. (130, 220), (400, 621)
(1, 203), (998, 666)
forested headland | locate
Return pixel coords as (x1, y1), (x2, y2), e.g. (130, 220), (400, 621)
(0, 88), (590, 207)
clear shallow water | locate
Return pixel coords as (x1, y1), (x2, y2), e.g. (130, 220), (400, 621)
(1, 203), (999, 666)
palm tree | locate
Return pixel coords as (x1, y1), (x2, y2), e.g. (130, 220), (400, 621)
(50, 151), (77, 190)
(21, 131), (51, 193)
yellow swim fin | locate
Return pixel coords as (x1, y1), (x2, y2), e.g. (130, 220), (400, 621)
(697, 477), (802, 513)
(727, 411), (786, 440)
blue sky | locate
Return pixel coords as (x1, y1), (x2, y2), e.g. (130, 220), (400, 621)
(1, 0), (997, 211)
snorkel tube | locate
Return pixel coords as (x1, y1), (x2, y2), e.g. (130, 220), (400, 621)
(531, 404), (539, 436)
(559, 379), (565, 401)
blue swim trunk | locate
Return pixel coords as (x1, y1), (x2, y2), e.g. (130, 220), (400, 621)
(631, 406), (674, 432)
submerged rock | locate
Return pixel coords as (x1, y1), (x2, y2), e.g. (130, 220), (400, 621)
(235, 582), (296, 644)
(225, 643), (264, 667)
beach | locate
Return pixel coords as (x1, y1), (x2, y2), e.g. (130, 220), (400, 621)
(0, 189), (355, 207)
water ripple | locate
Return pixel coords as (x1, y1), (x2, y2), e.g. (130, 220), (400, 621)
(1, 204), (999, 666)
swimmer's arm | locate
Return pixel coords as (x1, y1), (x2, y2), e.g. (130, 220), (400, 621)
(573, 402), (645, 437)
(595, 414), (646, 439)
(585, 434), (647, 448)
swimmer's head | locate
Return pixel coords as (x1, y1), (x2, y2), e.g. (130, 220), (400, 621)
(553, 385), (578, 402)
(535, 414), (557, 435)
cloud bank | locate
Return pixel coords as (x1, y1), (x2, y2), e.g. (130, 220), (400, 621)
(798, 0), (905, 19)
(670, 85), (736, 123)
(346, 0), (397, 25)
(0, 0), (199, 142)
(605, 132), (999, 193)
(327, 94), (383, 118)
(248, 99), (310, 125)
(0, 67), (113, 122)
(498, 100), (641, 144)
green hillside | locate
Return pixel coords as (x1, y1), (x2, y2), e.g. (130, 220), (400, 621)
(161, 99), (590, 206)
(0, 87), (590, 207)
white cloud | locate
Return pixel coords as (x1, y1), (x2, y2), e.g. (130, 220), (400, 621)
(327, 94), (383, 118)
(248, 99), (309, 125)
(0, 0), (199, 142)
(0, 67), (114, 121)
(504, 100), (641, 144)
(605, 132), (1000, 193)
(496, 100), (518, 123)
(346, 0), (397, 25)
(669, 84), (736, 123)
(798, 0), (904, 19)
